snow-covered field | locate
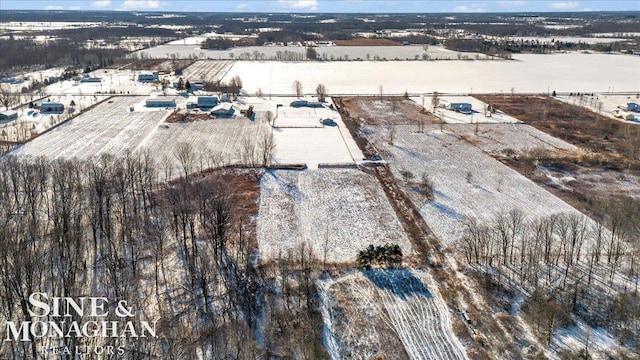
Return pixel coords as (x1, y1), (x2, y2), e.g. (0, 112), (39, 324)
(181, 61), (234, 83)
(12, 97), (168, 159)
(446, 123), (579, 154)
(135, 44), (476, 61)
(222, 53), (640, 95)
(365, 125), (585, 248)
(318, 269), (468, 360)
(139, 116), (268, 178)
(257, 169), (411, 263)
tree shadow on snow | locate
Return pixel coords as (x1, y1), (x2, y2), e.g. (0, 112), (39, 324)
(363, 269), (432, 300)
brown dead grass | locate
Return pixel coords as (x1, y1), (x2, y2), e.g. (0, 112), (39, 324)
(334, 38), (401, 46)
(339, 97), (441, 126)
(475, 95), (640, 170)
(475, 95), (640, 216)
(165, 110), (212, 123)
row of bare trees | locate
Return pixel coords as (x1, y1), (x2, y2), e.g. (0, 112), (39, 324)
(0, 153), (325, 359)
(461, 205), (640, 348)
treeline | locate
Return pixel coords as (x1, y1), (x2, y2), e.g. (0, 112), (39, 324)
(0, 39), (126, 74)
(461, 206), (640, 349)
(0, 153), (327, 359)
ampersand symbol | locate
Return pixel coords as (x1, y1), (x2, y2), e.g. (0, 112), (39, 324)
(115, 300), (134, 317)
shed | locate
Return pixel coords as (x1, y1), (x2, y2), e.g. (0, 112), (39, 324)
(290, 99), (308, 107)
(197, 96), (219, 108)
(449, 102), (472, 114)
(210, 103), (234, 116)
(138, 73), (159, 82)
(80, 77), (103, 83)
(618, 102), (640, 112)
(0, 110), (18, 122)
(40, 102), (65, 112)
(146, 97), (176, 108)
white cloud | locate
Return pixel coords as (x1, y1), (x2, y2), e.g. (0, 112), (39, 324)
(92, 0), (113, 8)
(278, 0), (319, 10)
(119, 0), (163, 10)
(45, 5), (64, 10)
(453, 4), (487, 12)
(548, 2), (579, 10)
(499, 1), (525, 7)
(69, 6), (82, 10)
(236, 2), (247, 10)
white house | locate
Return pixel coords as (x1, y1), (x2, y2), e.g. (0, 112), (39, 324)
(0, 110), (18, 122)
(612, 109), (635, 120)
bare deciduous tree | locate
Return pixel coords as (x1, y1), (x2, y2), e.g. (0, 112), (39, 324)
(315, 83), (327, 102)
(293, 80), (303, 98)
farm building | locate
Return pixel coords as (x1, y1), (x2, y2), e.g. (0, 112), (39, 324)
(290, 100), (324, 108)
(40, 102), (65, 112)
(146, 97), (176, 108)
(0, 110), (18, 122)
(618, 102), (640, 112)
(80, 77), (103, 83)
(210, 103), (234, 116)
(190, 80), (205, 91)
(197, 96), (218, 108)
(441, 100), (472, 114)
(138, 73), (159, 82)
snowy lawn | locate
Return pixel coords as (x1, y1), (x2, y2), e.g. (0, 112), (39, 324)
(317, 269), (468, 360)
(257, 168), (411, 263)
(269, 97), (363, 168)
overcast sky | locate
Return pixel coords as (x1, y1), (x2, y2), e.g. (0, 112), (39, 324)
(0, 1), (638, 13)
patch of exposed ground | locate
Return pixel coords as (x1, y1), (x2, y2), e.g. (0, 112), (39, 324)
(475, 95), (640, 170)
(340, 97), (441, 126)
(474, 95), (640, 215)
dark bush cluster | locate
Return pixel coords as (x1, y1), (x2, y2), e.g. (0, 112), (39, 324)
(356, 244), (403, 269)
